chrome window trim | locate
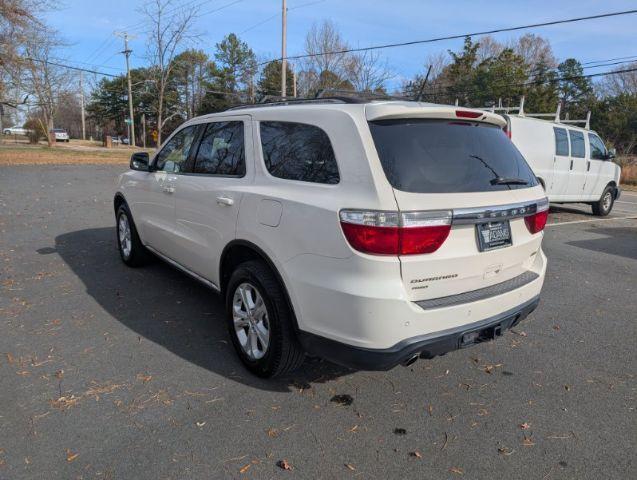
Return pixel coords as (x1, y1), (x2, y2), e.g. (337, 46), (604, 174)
(452, 198), (548, 225)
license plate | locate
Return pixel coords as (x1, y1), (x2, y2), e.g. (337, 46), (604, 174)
(476, 221), (512, 251)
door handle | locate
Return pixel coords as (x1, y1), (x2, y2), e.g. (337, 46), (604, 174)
(216, 196), (234, 206)
(587, 161), (591, 171)
(570, 160), (574, 170)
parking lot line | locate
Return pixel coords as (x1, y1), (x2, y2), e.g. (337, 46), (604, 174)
(616, 200), (637, 205)
(547, 215), (637, 227)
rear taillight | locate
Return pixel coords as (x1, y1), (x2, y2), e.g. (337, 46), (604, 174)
(524, 199), (549, 234)
(455, 110), (482, 119)
(339, 210), (452, 255)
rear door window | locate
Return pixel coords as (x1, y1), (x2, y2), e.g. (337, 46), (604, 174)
(259, 121), (339, 184)
(368, 119), (537, 193)
(554, 127), (569, 156)
(568, 130), (586, 158)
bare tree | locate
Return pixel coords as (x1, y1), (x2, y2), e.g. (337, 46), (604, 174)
(476, 36), (504, 63)
(346, 50), (392, 93)
(22, 28), (70, 146)
(301, 20), (350, 94)
(599, 62), (637, 97)
(512, 34), (557, 71)
(143, 0), (198, 145)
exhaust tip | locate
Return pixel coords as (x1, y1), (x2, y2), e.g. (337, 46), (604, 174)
(402, 354), (419, 367)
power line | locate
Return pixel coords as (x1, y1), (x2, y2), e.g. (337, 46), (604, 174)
(581, 54), (637, 66)
(240, 0), (325, 35)
(419, 67), (637, 98)
(260, 9), (637, 66)
(23, 58), (120, 78)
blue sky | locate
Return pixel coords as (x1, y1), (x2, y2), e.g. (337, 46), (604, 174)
(47, 0), (637, 90)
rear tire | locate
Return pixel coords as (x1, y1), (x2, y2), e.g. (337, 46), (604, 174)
(225, 260), (305, 378)
(591, 185), (614, 216)
(116, 204), (150, 267)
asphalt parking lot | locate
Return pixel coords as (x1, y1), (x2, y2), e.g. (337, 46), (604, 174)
(1, 164), (636, 480)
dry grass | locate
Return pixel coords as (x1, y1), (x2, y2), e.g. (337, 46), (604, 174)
(621, 163), (637, 186)
(0, 144), (142, 165)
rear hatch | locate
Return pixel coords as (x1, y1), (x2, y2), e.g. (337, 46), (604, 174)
(366, 104), (546, 302)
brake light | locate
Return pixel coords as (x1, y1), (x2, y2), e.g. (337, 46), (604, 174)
(503, 124), (512, 139)
(455, 110), (482, 119)
(524, 199), (549, 234)
(339, 210), (452, 255)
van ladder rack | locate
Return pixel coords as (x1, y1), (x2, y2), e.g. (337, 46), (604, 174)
(485, 96), (591, 129)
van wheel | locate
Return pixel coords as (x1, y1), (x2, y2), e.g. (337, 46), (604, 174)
(116, 204), (150, 267)
(225, 260), (305, 378)
(592, 186), (614, 216)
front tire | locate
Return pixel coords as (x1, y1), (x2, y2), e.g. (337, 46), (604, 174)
(225, 260), (304, 378)
(592, 185), (615, 216)
(116, 204), (149, 267)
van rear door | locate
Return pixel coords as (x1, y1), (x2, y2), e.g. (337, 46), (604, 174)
(367, 115), (546, 302)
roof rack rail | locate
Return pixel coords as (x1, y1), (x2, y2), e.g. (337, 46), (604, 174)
(485, 96), (591, 129)
(226, 96), (365, 111)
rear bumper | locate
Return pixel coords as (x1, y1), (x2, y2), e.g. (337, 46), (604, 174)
(298, 296), (540, 370)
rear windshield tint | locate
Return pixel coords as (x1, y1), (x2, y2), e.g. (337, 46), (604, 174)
(368, 119), (538, 193)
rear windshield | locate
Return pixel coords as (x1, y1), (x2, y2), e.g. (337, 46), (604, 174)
(368, 119), (538, 193)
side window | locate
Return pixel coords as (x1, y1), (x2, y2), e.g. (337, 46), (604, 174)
(193, 121), (245, 176)
(568, 130), (585, 158)
(588, 133), (607, 160)
(260, 121), (340, 184)
(553, 127), (569, 156)
(154, 126), (198, 173)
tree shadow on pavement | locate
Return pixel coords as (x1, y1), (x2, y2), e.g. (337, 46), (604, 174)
(565, 226), (637, 261)
(51, 227), (351, 392)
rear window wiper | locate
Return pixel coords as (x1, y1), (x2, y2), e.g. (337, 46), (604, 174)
(490, 177), (529, 185)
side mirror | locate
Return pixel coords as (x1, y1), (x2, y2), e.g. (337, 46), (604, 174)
(607, 148), (616, 160)
(130, 152), (150, 171)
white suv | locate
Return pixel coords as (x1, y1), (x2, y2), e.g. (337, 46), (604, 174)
(114, 99), (548, 378)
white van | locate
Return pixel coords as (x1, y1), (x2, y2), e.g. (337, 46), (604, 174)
(502, 114), (621, 216)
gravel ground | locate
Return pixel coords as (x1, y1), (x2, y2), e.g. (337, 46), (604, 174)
(1, 165), (635, 480)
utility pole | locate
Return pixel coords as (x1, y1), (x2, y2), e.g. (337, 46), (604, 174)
(117, 32), (136, 147)
(281, 0), (287, 98)
(79, 72), (86, 140)
(141, 113), (146, 148)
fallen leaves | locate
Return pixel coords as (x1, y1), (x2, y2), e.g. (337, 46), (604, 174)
(483, 363), (504, 374)
(239, 464), (251, 474)
(394, 428), (407, 435)
(276, 459), (293, 470)
(196, 421), (206, 428)
(449, 466), (464, 475)
(330, 394), (353, 406)
(519, 422), (531, 430)
(66, 449), (79, 462)
(409, 450), (422, 459)
(136, 373), (152, 383)
(498, 447), (515, 456)
(522, 435), (535, 447)
(50, 395), (80, 410)
(344, 463), (356, 471)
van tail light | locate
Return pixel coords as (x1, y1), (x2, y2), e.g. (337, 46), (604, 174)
(524, 198), (549, 234)
(339, 210), (452, 255)
(503, 124), (512, 139)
